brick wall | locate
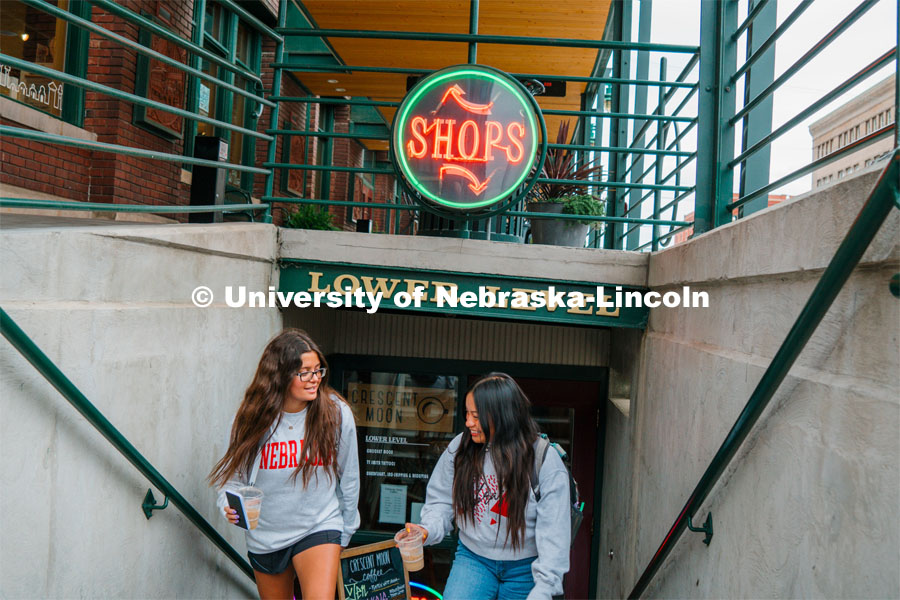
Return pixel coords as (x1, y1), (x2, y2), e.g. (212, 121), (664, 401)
(85, 0), (191, 212)
(0, 117), (92, 201)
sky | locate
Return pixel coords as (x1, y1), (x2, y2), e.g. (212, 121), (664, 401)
(623, 0), (897, 232)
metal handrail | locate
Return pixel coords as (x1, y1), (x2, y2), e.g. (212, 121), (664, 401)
(277, 28), (699, 53)
(0, 198), (267, 217)
(0, 309), (255, 581)
(629, 149), (899, 598)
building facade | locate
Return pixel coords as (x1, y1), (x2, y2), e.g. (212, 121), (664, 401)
(809, 74), (895, 189)
(1, 1), (898, 599)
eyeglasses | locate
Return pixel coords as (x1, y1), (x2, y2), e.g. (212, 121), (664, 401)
(295, 368), (326, 382)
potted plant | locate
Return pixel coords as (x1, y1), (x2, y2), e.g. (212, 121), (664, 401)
(527, 121), (605, 246)
(284, 205), (340, 231)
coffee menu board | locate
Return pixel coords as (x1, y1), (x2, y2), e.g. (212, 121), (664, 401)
(338, 540), (410, 600)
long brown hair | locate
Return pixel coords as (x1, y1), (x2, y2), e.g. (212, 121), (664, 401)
(452, 373), (538, 551)
(209, 329), (344, 488)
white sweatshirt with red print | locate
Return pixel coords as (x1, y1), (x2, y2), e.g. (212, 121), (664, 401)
(418, 433), (570, 600)
(217, 398), (360, 552)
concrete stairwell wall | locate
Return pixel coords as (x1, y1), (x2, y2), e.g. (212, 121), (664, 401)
(0, 222), (281, 598)
(599, 167), (899, 598)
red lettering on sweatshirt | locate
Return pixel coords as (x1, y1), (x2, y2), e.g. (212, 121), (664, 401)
(259, 439), (324, 469)
(289, 440), (298, 468)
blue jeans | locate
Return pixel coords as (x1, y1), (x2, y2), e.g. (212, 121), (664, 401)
(442, 541), (537, 600)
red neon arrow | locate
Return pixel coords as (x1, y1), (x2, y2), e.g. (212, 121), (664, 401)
(439, 84), (494, 115)
(440, 164), (492, 195)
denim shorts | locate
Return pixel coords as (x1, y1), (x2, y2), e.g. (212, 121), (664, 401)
(247, 529), (341, 575)
(442, 541), (537, 600)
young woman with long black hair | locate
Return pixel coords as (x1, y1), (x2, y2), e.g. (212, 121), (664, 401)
(406, 373), (570, 600)
(209, 329), (359, 600)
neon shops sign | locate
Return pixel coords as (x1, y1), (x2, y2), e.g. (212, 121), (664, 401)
(391, 64), (546, 214)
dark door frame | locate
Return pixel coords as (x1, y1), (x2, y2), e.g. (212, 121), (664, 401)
(329, 354), (608, 598)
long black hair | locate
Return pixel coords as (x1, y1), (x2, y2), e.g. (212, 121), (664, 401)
(452, 373), (539, 550)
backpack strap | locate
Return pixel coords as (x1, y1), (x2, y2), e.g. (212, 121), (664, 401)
(532, 434), (551, 502)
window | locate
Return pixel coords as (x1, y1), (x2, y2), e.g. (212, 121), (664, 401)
(191, 4), (261, 192)
(313, 105), (334, 200)
(0, 0), (88, 124)
(887, 108), (893, 124)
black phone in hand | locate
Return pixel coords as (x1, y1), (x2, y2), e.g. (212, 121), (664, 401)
(225, 491), (249, 530)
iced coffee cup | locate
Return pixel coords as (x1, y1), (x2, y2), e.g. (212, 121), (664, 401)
(394, 528), (425, 571)
(239, 486), (264, 530)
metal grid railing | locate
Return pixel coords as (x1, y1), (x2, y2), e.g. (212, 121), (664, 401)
(265, 2), (699, 247)
(0, 0), (278, 222)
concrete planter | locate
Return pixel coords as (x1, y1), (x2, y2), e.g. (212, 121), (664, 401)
(528, 201), (589, 247)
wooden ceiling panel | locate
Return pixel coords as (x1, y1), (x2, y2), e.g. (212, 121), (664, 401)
(291, 0), (611, 150)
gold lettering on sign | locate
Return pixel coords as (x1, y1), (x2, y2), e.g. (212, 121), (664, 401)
(346, 383), (456, 432)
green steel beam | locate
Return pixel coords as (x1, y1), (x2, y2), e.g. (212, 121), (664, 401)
(543, 109), (694, 122)
(549, 143), (692, 157)
(0, 309), (255, 581)
(264, 163), (393, 175)
(262, 197), (425, 211)
(508, 210), (690, 227)
(694, 0), (738, 235)
(266, 130), (389, 140)
(652, 58), (669, 251)
(731, 0), (879, 124)
(736, 0), (776, 217)
(262, 0), (289, 224)
(605, 2), (630, 249)
(536, 178), (692, 192)
(20, 0), (274, 108)
(184, 0), (207, 163)
(0, 55), (273, 141)
(266, 103), (696, 123)
(729, 49), (896, 168)
(729, 127), (896, 211)
(269, 97), (400, 107)
(0, 127), (270, 174)
(731, 0), (812, 83)
(469, 0), (479, 63)
(732, 0), (771, 40)
(88, 0), (262, 85)
(273, 62), (697, 88)
(634, 222), (691, 251)
(629, 149), (899, 598)
(276, 28), (699, 53)
(0, 198), (267, 215)
(217, 0), (283, 42)
(626, 0), (653, 251)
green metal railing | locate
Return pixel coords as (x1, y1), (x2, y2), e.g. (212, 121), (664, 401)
(694, 0), (897, 232)
(2, 0), (894, 241)
(2, 0), (279, 223)
(0, 308), (255, 582)
(267, 0), (700, 245)
(629, 150), (899, 597)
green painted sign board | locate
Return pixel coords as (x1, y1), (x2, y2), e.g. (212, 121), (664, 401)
(279, 260), (649, 329)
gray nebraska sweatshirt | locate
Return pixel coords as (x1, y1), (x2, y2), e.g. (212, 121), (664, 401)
(217, 398), (361, 552)
(418, 433), (570, 600)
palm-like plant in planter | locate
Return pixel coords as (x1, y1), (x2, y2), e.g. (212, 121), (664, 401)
(528, 121), (605, 247)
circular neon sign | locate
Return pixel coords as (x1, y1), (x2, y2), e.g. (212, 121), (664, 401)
(391, 64), (545, 213)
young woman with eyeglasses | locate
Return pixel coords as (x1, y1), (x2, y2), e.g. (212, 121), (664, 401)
(405, 373), (570, 600)
(209, 329), (359, 600)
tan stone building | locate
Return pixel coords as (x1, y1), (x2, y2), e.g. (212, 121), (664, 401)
(809, 74), (895, 188)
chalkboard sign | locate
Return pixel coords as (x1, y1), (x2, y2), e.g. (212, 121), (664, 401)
(338, 540), (410, 600)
